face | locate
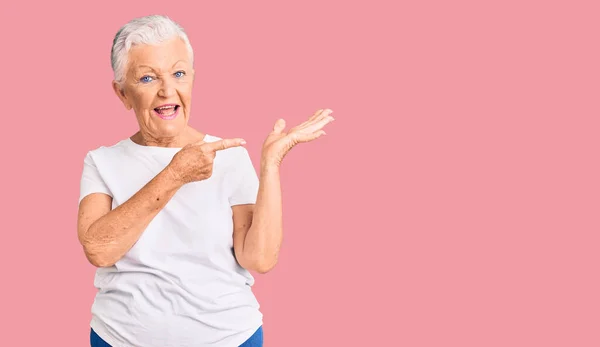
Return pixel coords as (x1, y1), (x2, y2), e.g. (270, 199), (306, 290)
(113, 37), (195, 142)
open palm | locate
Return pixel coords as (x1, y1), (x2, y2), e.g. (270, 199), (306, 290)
(261, 109), (335, 167)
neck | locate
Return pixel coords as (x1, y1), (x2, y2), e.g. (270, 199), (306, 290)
(131, 127), (205, 148)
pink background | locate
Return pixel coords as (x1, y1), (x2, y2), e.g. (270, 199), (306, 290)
(2, 0), (599, 346)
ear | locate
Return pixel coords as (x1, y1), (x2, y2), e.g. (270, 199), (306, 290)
(112, 80), (132, 110)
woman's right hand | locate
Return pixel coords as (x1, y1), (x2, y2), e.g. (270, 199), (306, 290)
(167, 138), (246, 184)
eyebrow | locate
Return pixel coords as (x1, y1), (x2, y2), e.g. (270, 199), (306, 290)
(136, 60), (187, 71)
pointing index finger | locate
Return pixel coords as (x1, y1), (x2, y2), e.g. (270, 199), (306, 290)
(204, 138), (246, 152)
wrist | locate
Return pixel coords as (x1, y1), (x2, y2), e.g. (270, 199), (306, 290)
(163, 164), (186, 188)
(260, 160), (280, 174)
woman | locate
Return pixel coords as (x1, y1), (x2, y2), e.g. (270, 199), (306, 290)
(77, 15), (334, 347)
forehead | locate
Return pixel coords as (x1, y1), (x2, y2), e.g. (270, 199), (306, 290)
(127, 38), (191, 71)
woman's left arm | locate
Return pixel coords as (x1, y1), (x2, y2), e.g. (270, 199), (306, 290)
(232, 108), (334, 274)
(232, 163), (282, 274)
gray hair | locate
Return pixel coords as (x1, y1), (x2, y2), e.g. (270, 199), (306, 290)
(111, 15), (194, 84)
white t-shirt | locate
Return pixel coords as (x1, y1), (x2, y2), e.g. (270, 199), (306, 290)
(78, 134), (263, 347)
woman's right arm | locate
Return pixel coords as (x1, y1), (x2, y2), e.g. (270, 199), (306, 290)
(77, 166), (183, 267)
(77, 137), (245, 268)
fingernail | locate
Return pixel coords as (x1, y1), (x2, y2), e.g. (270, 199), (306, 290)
(241, 140), (246, 145)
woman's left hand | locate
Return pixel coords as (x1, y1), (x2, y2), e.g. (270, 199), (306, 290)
(261, 108), (335, 167)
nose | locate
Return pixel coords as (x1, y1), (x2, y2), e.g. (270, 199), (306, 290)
(157, 78), (176, 98)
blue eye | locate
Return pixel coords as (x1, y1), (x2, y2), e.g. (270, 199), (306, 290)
(140, 75), (154, 83)
(174, 71), (186, 78)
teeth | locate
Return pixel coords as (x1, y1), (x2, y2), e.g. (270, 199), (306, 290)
(157, 105), (176, 110)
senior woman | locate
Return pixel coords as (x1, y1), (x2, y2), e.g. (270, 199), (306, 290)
(77, 15), (333, 347)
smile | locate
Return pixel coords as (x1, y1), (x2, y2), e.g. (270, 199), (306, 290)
(153, 104), (180, 120)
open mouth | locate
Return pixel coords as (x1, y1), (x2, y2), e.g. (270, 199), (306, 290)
(153, 104), (180, 120)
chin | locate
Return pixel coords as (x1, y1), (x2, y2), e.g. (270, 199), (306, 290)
(159, 122), (186, 136)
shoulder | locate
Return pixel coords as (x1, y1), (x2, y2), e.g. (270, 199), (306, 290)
(205, 135), (254, 173)
(83, 139), (130, 162)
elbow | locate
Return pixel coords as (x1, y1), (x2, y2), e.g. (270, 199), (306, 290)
(250, 258), (278, 274)
(238, 254), (277, 274)
(254, 266), (274, 274)
(82, 245), (117, 268)
(88, 257), (116, 268)
(80, 230), (118, 268)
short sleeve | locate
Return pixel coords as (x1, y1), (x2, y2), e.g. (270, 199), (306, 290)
(79, 151), (112, 204)
(228, 148), (259, 206)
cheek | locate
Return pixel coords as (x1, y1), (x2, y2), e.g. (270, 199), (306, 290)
(179, 85), (194, 105)
(132, 89), (156, 111)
